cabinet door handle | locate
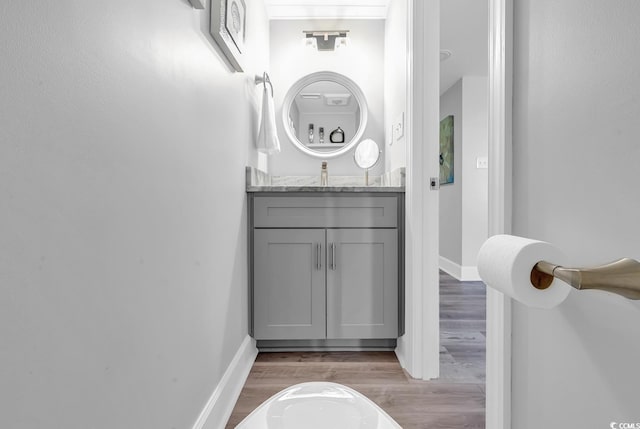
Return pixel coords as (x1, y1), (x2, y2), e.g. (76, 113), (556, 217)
(331, 243), (336, 271)
(316, 243), (321, 270)
(329, 243), (333, 270)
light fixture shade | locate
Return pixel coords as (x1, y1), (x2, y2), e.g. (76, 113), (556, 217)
(335, 37), (348, 49)
(304, 37), (317, 49)
(303, 31), (349, 51)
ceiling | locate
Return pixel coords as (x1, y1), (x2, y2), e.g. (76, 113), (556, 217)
(263, 0), (391, 19)
(263, 0), (488, 94)
(440, 0), (488, 94)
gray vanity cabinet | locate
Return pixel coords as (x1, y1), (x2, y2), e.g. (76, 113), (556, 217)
(326, 229), (398, 339)
(253, 229), (326, 340)
(249, 193), (403, 346)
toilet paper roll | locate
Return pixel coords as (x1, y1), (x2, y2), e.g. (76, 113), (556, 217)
(478, 235), (571, 309)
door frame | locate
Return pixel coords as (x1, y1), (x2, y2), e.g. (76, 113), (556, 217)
(401, 0), (514, 426)
(396, 0), (441, 381)
(486, 0), (513, 427)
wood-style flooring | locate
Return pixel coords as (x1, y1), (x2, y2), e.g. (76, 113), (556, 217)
(226, 271), (486, 428)
(439, 271), (486, 384)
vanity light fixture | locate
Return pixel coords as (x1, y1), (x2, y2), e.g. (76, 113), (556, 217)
(303, 30), (349, 51)
(334, 36), (348, 49)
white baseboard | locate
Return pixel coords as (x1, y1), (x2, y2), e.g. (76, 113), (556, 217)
(439, 256), (481, 281)
(394, 335), (407, 373)
(192, 335), (258, 429)
(439, 256), (462, 279)
(461, 266), (480, 281)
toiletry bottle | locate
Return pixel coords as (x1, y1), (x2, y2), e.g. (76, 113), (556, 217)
(308, 124), (314, 144)
(319, 127), (325, 144)
(330, 126), (345, 143)
(320, 162), (328, 186)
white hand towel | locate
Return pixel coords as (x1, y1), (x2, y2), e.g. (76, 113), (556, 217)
(256, 85), (281, 154)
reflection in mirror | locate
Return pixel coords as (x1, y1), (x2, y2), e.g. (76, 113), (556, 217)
(354, 139), (380, 185)
(289, 81), (360, 146)
(282, 71), (368, 159)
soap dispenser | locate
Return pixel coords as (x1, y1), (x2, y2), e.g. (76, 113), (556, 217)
(330, 127), (345, 143)
(320, 162), (328, 186)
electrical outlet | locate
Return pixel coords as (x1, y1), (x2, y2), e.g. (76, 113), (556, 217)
(476, 156), (489, 169)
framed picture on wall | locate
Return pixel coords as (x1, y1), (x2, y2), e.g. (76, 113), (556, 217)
(225, 0), (246, 53)
(210, 0), (246, 72)
(439, 115), (454, 185)
(188, 0), (205, 9)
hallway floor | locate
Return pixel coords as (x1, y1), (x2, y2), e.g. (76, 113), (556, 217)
(226, 271), (486, 428)
(439, 271), (486, 384)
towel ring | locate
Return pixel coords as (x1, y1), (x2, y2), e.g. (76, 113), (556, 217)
(255, 72), (274, 97)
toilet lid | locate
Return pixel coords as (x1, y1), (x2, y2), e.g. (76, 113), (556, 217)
(266, 383), (380, 429)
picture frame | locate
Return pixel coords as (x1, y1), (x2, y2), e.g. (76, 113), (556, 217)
(225, 0), (246, 53)
(439, 115), (454, 185)
(188, 0), (205, 10)
(210, 0), (246, 72)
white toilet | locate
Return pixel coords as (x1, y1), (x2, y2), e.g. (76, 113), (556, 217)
(235, 382), (402, 429)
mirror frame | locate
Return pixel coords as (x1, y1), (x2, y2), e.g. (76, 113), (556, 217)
(281, 71), (369, 159)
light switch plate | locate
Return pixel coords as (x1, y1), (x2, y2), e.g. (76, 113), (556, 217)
(430, 177), (440, 190)
(393, 112), (405, 141)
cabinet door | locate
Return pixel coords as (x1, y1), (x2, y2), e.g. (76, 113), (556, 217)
(253, 229), (326, 340)
(326, 229), (398, 339)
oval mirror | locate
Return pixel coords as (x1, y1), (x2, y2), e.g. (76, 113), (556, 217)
(354, 139), (380, 186)
(354, 138), (381, 169)
(282, 71), (368, 159)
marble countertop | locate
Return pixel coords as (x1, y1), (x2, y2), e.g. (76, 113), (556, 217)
(246, 166), (405, 193)
(247, 185), (405, 193)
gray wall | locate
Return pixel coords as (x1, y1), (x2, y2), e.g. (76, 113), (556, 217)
(0, 1), (268, 428)
(269, 19), (386, 176)
(512, 0), (640, 427)
(459, 77), (488, 270)
(439, 80), (463, 265)
(439, 77), (487, 277)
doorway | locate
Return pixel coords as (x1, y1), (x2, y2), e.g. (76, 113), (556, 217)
(437, 0), (490, 384)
